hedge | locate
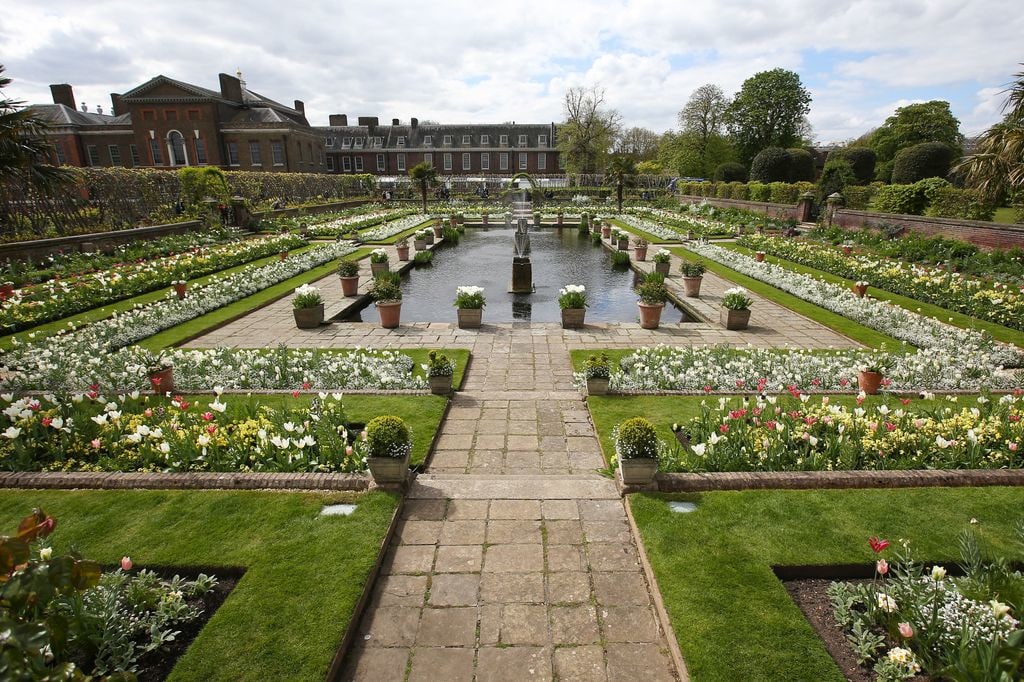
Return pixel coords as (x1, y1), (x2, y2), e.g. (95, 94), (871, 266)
(749, 147), (792, 183)
(826, 147), (876, 184)
(891, 141), (956, 184)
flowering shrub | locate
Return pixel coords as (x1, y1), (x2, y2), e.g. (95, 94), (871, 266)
(558, 284), (588, 309)
(652, 249), (672, 264)
(721, 287), (753, 310)
(674, 393), (1023, 472)
(0, 392), (381, 472)
(337, 259), (360, 277)
(679, 260), (706, 277)
(637, 278), (668, 305)
(583, 353), (611, 380)
(0, 233), (305, 333)
(424, 350), (454, 377)
(365, 415), (412, 459)
(614, 417), (660, 459)
(453, 285), (486, 309)
(739, 234), (1024, 331)
(369, 248), (389, 264)
(357, 214), (430, 242)
(828, 526), (1024, 680)
(305, 207), (417, 237)
(292, 284), (323, 309)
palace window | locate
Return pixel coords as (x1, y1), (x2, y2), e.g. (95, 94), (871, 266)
(249, 142), (262, 166)
(108, 145), (122, 166)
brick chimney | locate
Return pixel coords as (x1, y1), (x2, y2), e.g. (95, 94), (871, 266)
(392, 118), (400, 125)
(411, 117), (418, 128)
(294, 100), (305, 114)
(329, 114), (348, 126)
(109, 93), (123, 116)
(50, 84), (75, 109)
(218, 73), (243, 103)
(357, 116), (379, 127)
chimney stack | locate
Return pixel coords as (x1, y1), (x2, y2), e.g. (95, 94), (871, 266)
(357, 116), (379, 128)
(50, 84), (75, 109)
(110, 93), (123, 116)
(392, 118), (400, 126)
(329, 114), (348, 126)
(218, 73), (243, 103)
(294, 99), (305, 114)
(411, 117), (418, 128)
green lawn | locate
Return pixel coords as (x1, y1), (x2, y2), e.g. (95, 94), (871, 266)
(723, 243), (1024, 349)
(609, 218), (681, 244)
(0, 489), (399, 681)
(630, 487), (1024, 681)
(139, 247), (371, 350)
(669, 246), (895, 349)
(993, 206), (1019, 224)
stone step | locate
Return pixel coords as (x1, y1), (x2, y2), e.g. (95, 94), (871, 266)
(409, 474), (619, 500)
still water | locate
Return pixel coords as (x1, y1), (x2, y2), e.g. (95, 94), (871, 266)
(349, 226), (684, 323)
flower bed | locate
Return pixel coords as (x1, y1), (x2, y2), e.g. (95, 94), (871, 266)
(0, 233), (305, 333)
(586, 345), (1018, 393)
(305, 208), (416, 237)
(0, 392), (371, 472)
(627, 207), (742, 237)
(358, 213), (429, 242)
(672, 393), (1022, 472)
(0, 241), (359, 391)
(686, 241), (1024, 368)
(739, 234), (1024, 331)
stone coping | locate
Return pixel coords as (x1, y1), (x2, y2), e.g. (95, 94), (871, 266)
(653, 469), (1024, 492)
(0, 471), (370, 491)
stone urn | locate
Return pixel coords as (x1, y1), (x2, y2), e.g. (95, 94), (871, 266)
(340, 276), (359, 297)
(682, 276), (703, 298)
(619, 457), (658, 486)
(147, 367), (174, 394)
(457, 308), (483, 329)
(638, 302), (664, 330)
(377, 301), (402, 329)
(370, 262), (389, 278)
(586, 377), (609, 395)
(367, 451), (410, 485)
(755, 251), (765, 263)
(173, 282), (187, 300)
(654, 262), (670, 276)
(720, 308), (750, 330)
(561, 308), (586, 329)
(429, 375), (453, 395)
(858, 371), (883, 395)
(396, 244), (410, 261)
(634, 245), (648, 261)
(294, 304), (324, 329)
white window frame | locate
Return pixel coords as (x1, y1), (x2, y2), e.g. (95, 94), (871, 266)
(396, 153), (406, 171)
(167, 130), (189, 166)
(423, 135), (432, 145)
(519, 152), (528, 170)
(424, 152), (433, 167)
(373, 136), (383, 147)
(462, 134), (471, 145)
(226, 141), (239, 167)
(108, 144), (122, 166)
(376, 153), (385, 171)
(354, 156), (363, 171)
(354, 138), (364, 149)
(538, 152), (546, 170)
(462, 152), (471, 170)
(249, 141), (262, 166)
(128, 144), (140, 167)
(326, 156), (335, 171)
(518, 134), (528, 146)
(443, 153), (452, 171)
(341, 138), (352, 148)
(500, 134), (508, 145)
(442, 135), (452, 146)
(271, 141), (285, 166)
(499, 152), (509, 170)
(538, 134), (547, 147)
(342, 156), (352, 171)
(396, 136), (405, 147)
(480, 153), (489, 170)
(326, 137), (334, 147)
(481, 134), (490, 145)
(86, 145), (100, 166)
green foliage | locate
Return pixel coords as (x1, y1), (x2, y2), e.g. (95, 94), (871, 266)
(413, 250), (434, 264)
(786, 148), (815, 182)
(365, 415), (411, 459)
(680, 260), (706, 277)
(615, 417), (659, 459)
(728, 181), (749, 200)
(714, 162), (747, 182)
(370, 272), (401, 302)
(892, 141), (956, 183)
(818, 158), (857, 203)
(750, 147), (792, 183)
(871, 101), (964, 168)
(558, 85), (621, 174)
(748, 182), (771, 202)
(336, 259), (360, 277)
(637, 279), (668, 304)
(828, 146), (877, 184)
(925, 186), (995, 221)
(721, 287), (753, 310)
(583, 353), (611, 379)
(424, 350), (454, 377)
(178, 166), (229, 209)
(725, 68), (812, 163)
(453, 285), (485, 309)
(768, 181), (802, 204)
(844, 185), (878, 210)
(873, 183), (931, 215)
(610, 250), (631, 267)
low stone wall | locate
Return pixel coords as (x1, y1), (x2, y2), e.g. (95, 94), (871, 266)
(678, 194), (801, 221)
(655, 469), (1024, 492)
(0, 470), (370, 491)
(0, 220), (203, 263)
(832, 208), (1024, 250)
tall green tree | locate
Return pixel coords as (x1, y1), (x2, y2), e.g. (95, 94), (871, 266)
(870, 100), (964, 181)
(724, 68), (812, 164)
(556, 85), (621, 174)
(679, 84), (730, 171)
(657, 130), (736, 179)
(956, 67), (1024, 203)
(605, 156), (636, 212)
(0, 65), (71, 191)
(614, 127), (661, 161)
(408, 161), (436, 214)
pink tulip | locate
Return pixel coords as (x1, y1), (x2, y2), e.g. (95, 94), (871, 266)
(121, 556), (133, 570)
(876, 559), (889, 575)
(898, 622), (913, 638)
(91, 439), (101, 449)
(345, 445), (354, 456)
(1011, 442), (1019, 452)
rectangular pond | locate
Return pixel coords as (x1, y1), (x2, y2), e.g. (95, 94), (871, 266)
(343, 226), (687, 324)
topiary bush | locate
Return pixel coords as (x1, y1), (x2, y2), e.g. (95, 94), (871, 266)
(714, 162), (748, 183)
(827, 147), (877, 184)
(614, 417), (659, 459)
(749, 147), (792, 183)
(891, 141), (956, 184)
(786, 148), (815, 182)
(817, 158), (856, 204)
(365, 415), (412, 459)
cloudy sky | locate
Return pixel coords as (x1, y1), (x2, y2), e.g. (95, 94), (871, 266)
(2, 0), (1021, 143)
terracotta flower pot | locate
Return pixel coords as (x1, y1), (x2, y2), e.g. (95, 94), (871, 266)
(634, 246), (648, 261)
(280, 251), (288, 261)
(457, 308), (482, 329)
(173, 283), (187, 300)
(842, 246), (853, 255)
(377, 301), (402, 328)
(853, 283), (868, 298)
(367, 450), (410, 485)
(655, 262), (670, 276)
(429, 375), (453, 395)
(720, 308), (750, 330)
(682, 276), (703, 298)
(617, 238), (629, 251)
(396, 245), (410, 261)
(561, 308), (586, 329)
(370, 262), (389, 277)
(148, 367), (174, 394)
(619, 458), (658, 486)
(638, 302), (664, 329)
(858, 371), (883, 395)
(340, 276), (359, 297)
(755, 251), (765, 262)
(586, 377), (609, 395)
(601, 226), (611, 239)
(293, 304), (324, 329)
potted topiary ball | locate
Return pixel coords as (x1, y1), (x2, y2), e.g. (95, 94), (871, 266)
(337, 259), (360, 297)
(372, 273), (403, 329)
(637, 274), (668, 329)
(369, 248), (389, 277)
(425, 350), (455, 395)
(292, 284), (324, 329)
(652, 249), (671, 276)
(679, 260), (706, 298)
(583, 352), (611, 395)
(720, 286), (752, 330)
(615, 416), (660, 485)
(454, 285), (486, 329)
(364, 415), (412, 484)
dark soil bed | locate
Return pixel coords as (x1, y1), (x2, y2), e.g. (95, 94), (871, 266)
(129, 565), (243, 681)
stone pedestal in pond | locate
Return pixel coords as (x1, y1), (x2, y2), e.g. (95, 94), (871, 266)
(510, 256), (534, 293)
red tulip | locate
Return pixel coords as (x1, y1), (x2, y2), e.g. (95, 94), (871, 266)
(869, 536), (890, 553)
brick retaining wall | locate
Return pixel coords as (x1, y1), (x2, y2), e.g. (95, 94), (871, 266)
(0, 220), (203, 263)
(832, 209), (1024, 250)
(678, 194), (801, 220)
